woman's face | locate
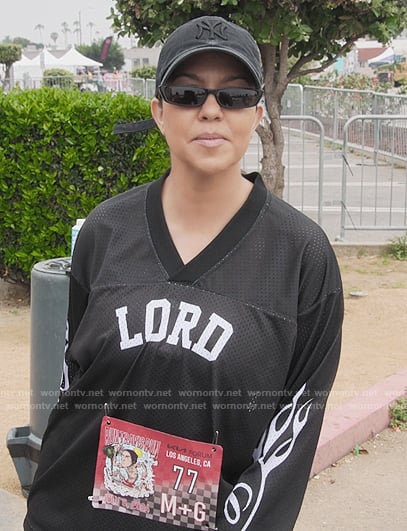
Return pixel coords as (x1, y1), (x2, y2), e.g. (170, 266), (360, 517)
(120, 450), (132, 467)
(151, 52), (263, 179)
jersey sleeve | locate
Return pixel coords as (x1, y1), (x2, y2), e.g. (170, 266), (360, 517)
(59, 241), (90, 393)
(218, 245), (344, 530)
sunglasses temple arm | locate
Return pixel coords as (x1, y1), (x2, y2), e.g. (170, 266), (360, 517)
(113, 118), (157, 134)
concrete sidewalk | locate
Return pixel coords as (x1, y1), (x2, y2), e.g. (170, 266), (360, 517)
(2, 367), (406, 530)
(0, 488), (26, 531)
(311, 367), (407, 477)
(295, 428), (407, 530)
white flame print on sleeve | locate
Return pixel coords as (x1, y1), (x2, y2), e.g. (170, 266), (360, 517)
(60, 320), (70, 392)
(224, 384), (313, 530)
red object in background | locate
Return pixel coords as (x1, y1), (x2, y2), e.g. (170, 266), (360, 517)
(101, 36), (113, 62)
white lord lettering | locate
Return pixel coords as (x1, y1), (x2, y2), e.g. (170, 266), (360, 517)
(115, 300), (233, 362)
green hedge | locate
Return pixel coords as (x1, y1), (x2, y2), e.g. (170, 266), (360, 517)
(0, 87), (169, 283)
(42, 69), (75, 89)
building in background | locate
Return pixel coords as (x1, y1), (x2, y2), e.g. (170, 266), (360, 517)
(123, 44), (161, 73)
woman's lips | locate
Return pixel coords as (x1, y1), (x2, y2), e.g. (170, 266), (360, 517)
(193, 134), (227, 147)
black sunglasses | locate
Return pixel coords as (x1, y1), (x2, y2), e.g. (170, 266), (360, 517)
(158, 85), (263, 109)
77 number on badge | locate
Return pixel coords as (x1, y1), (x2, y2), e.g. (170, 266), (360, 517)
(160, 464), (206, 523)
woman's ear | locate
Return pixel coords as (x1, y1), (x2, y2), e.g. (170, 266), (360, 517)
(151, 98), (165, 136)
(252, 104), (264, 132)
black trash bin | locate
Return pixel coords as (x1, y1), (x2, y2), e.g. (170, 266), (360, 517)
(7, 257), (70, 496)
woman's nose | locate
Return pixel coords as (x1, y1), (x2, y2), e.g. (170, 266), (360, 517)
(198, 93), (223, 119)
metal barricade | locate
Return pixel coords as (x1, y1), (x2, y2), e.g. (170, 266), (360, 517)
(340, 115), (407, 240)
(242, 116), (326, 228)
(303, 86), (407, 144)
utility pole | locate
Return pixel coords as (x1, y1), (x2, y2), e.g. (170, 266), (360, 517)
(78, 11), (82, 46)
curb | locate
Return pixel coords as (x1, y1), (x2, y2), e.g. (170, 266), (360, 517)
(311, 367), (407, 477)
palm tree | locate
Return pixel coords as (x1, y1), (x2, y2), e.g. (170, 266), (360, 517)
(34, 24), (45, 45)
(87, 21), (95, 44)
(61, 22), (70, 49)
(73, 19), (81, 45)
(50, 32), (59, 49)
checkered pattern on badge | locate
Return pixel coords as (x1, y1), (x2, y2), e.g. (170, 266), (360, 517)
(92, 480), (219, 529)
(91, 485), (155, 520)
(152, 480), (219, 529)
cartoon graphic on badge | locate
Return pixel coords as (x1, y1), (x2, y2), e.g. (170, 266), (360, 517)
(102, 443), (157, 498)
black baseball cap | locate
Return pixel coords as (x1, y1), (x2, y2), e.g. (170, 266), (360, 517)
(156, 16), (263, 90)
(114, 16), (263, 134)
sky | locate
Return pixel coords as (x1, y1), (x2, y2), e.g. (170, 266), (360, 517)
(0, 0), (132, 47)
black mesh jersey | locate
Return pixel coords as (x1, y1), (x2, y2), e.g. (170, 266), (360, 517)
(25, 172), (343, 531)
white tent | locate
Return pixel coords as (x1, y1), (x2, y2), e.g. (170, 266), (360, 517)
(12, 53), (43, 85)
(368, 47), (395, 66)
(13, 54), (34, 67)
(12, 49), (61, 68)
(12, 47), (103, 87)
(57, 47), (103, 71)
(24, 48), (64, 68)
(15, 47), (101, 73)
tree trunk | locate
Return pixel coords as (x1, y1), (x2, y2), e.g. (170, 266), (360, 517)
(1, 64), (11, 90)
(257, 43), (288, 199)
(257, 105), (285, 198)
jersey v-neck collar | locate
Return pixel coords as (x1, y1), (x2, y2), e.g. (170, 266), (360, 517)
(146, 171), (267, 283)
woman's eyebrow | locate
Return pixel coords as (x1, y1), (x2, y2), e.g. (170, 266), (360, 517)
(170, 72), (253, 84)
(170, 71), (199, 82)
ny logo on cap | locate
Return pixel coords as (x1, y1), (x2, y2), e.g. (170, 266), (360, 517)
(195, 20), (228, 41)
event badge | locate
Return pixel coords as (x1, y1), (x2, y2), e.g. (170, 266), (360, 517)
(91, 416), (223, 529)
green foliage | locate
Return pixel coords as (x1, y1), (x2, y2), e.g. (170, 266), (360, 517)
(389, 397), (407, 430)
(304, 72), (391, 92)
(386, 233), (407, 260)
(77, 39), (125, 72)
(330, 74), (374, 90)
(131, 65), (157, 79)
(0, 43), (22, 89)
(0, 43), (22, 66)
(0, 88), (169, 283)
(110, 0), (407, 78)
(43, 69), (75, 89)
(2, 36), (31, 48)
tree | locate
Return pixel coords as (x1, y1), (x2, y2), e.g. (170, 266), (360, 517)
(130, 65), (157, 79)
(50, 32), (59, 48)
(110, 0), (407, 197)
(0, 43), (22, 90)
(87, 21), (96, 43)
(34, 24), (45, 45)
(77, 38), (125, 72)
(61, 22), (71, 49)
(43, 68), (75, 88)
(2, 36), (31, 48)
(73, 19), (82, 45)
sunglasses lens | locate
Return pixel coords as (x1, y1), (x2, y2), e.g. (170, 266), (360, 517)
(160, 86), (262, 109)
(162, 86), (205, 106)
(217, 88), (260, 109)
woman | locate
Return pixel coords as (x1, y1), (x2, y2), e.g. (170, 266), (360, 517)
(25, 15), (343, 531)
